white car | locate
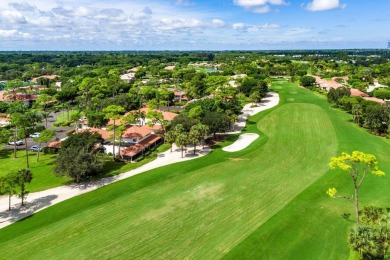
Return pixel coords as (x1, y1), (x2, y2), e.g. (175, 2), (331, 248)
(8, 140), (23, 146)
(29, 132), (41, 138)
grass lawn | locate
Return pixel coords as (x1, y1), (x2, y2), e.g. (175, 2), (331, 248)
(0, 149), (70, 191)
(0, 80), (389, 259)
(0, 144), (171, 192)
(54, 109), (79, 124)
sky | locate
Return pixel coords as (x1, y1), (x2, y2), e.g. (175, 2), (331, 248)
(0, 0), (389, 51)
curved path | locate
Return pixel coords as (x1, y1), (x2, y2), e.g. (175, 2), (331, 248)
(223, 92), (280, 152)
(0, 92), (279, 229)
(223, 133), (259, 152)
(0, 145), (210, 228)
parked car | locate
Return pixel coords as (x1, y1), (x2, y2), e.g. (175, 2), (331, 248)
(30, 145), (43, 152)
(29, 132), (41, 138)
(8, 140), (23, 146)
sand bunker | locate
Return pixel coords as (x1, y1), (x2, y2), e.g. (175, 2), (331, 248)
(223, 133), (259, 152)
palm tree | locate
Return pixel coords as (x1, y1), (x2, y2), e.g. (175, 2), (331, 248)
(352, 104), (363, 126)
(175, 133), (188, 158)
(197, 124), (209, 148)
(134, 110), (146, 126)
(164, 131), (176, 152)
(189, 126), (201, 155)
(103, 105), (125, 161)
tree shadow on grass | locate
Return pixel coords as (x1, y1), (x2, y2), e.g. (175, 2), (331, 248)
(0, 149), (13, 159)
(341, 213), (354, 223)
(0, 194), (58, 225)
(67, 174), (122, 191)
(99, 160), (127, 178)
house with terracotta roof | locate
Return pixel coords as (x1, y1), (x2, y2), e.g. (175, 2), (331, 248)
(137, 108), (178, 126)
(120, 134), (162, 161)
(173, 89), (188, 102)
(122, 125), (155, 144)
(313, 76), (345, 91)
(350, 88), (369, 97)
(127, 66), (140, 72)
(31, 75), (59, 83)
(120, 73), (136, 83)
(0, 90), (37, 107)
(0, 117), (11, 127)
(362, 97), (386, 104)
(76, 125), (162, 161)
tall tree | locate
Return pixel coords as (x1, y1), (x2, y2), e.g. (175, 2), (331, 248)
(202, 112), (229, 139)
(35, 93), (56, 128)
(116, 113), (137, 155)
(1, 173), (16, 211)
(13, 169), (33, 207)
(146, 110), (169, 137)
(175, 132), (188, 158)
(11, 112), (35, 168)
(5, 79), (23, 101)
(189, 125), (202, 155)
(54, 131), (103, 183)
(33, 129), (56, 162)
(327, 151), (385, 224)
(164, 131), (176, 152)
(102, 105), (125, 161)
(197, 124), (209, 148)
(352, 104), (363, 126)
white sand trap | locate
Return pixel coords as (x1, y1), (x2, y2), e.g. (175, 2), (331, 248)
(223, 133), (259, 152)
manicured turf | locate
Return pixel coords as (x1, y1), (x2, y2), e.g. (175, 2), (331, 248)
(0, 81), (389, 259)
(0, 144), (170, 192)
(0, 149), (70, 191)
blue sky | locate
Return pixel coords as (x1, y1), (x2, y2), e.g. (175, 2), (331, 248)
(0, 0), (389, 50)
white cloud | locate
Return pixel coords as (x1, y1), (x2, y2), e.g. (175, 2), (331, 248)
(157, 18), (203, 31)
(285, 27), (311, 35)
(0, 10), (26, 23)
(232, 22), (246, 30)
(258, 23), (280, 29)
(252, 5), (271, 13)
(233, 0), (286, 13)
(0, 29), (17, 37)
(305, 0), (346, 12)
(175, 0), (192, 6)
(212, 19), (225, 27)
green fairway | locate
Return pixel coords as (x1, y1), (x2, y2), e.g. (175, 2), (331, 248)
(0, 81), (389, 259)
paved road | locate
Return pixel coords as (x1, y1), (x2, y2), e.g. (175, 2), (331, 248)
(3, 110), (74, 150)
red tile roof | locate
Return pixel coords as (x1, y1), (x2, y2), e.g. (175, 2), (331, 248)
(47, 141), (61, 148)
(106, 118), (123, 126)
(363, 97), (385, 104)
(31, 75), (59, 82)
(350, 88), (369, 97)
(122, 125), (153, 139)
(312, 75), (343, 91)
(77, 128), (113, 140)
(120, 134), (161, 157)
(139, 108), (177, 121)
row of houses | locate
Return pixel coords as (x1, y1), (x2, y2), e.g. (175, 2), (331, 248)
(49, 108), (178, 161)
(313, 75), (386, 104)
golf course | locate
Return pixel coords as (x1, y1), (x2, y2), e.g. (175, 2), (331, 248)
(0, 80), (389, 259)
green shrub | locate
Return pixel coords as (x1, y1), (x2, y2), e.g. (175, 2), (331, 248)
(43, 147), (59, 154)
